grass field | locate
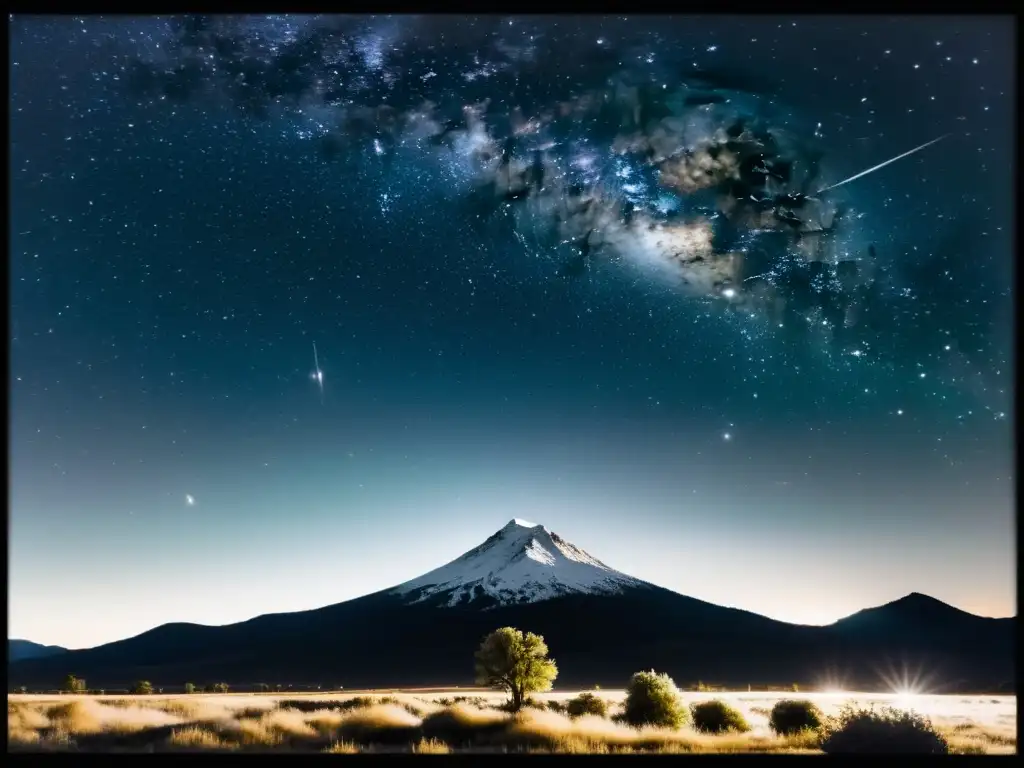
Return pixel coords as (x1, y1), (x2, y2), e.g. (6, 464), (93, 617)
(7, 689), (1016, 754)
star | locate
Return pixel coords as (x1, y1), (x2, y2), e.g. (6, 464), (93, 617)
(185, 494), (195, 506)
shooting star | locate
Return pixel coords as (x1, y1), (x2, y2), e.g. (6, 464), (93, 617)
(816, 134), (950, 195)
(311, 341), (324, 404)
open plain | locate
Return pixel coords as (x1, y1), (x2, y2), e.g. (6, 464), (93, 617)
(7, 689), (1016, 754)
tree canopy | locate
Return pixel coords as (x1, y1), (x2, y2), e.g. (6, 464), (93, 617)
(474, 626), (558, 711)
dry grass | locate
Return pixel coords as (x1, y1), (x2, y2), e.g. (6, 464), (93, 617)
(940, 721), (1018, 755)
(412, 737), (451, 754)
(336, 703), (423, 745)
(166, 725), (234, 751)
(6, 690), (1016, 754)
(323, 739), (361, 753)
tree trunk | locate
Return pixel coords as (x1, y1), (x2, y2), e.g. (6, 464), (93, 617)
(511, 686), (523, 712)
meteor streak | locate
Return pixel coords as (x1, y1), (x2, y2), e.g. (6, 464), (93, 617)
(311, 341), (324, 404)
(816, 134), (950, 195)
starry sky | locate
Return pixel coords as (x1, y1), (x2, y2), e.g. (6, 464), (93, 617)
(9, 15), (1015, 649)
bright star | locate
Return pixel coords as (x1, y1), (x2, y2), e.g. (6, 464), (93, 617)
(185, 494), (195, 506)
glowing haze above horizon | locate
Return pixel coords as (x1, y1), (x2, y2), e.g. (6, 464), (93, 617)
(9, 15), (1014, 649)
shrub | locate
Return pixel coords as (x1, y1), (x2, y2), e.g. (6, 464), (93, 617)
(690, 700), (750, 733)
(184, 682), (197, 694)
(566, 692), (608, 719)
(769, 699), (824, 735)
(546, 700), (567, 714)
(622, 670), (688, 729)
(213, 682), (230, 694)
(130, 680), (154, 695)
(821, 705), (949, 754)
(475, 627), (558, 712)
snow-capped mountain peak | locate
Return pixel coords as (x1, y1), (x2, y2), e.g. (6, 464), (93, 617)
(391, 519), (646, 608)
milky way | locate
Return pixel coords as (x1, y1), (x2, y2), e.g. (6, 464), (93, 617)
(114, 14), (1000, 392)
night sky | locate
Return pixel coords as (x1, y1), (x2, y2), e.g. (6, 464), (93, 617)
(9, 15), (1015, 649)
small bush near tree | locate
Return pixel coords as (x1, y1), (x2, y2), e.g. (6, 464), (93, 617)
(690, 700), (751, 733)
(821, 705), (949, 754)
(474, 626), (558, 712)
(566, 692), (608, 718)
(622, 670), (688, 729)
(769, 699), (824, 735)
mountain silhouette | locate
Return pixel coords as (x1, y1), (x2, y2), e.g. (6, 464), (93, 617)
(8, 522), (1014, 693)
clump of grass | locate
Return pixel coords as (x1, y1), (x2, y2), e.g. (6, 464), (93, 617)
(45, 701), (103, 735)
(166, 725), (233, 750)
(337, 696), (377, 712)
(768, 699), (824, 736)
(566, 692), (608, 719)
(9, 701), (51, 731)
(231, 717), (286, 747)
(258, 708), (318, 739)
(451, 695), (489, 708)
(820, 705), (948, 754)
(939, 722), (1016, 755)
(548, 735), (612, 753)
(323, 740), (360, 753)
(335, 703), (422, 745)
(546, 700), (567, 714)
(8, 711), (44, 749)
(421, 705), (509, 746)
(304, 708), (346, 734)
(412, 737), (451, 754)
(690, 700), (751, 734)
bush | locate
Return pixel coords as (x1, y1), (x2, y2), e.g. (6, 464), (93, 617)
(622, 670), (688, 729)
(690, 700), (751, 733)
(130, 680), (154, 695)
(769, 699), (824, 735)
(184, 682), (197, 694)
(546, 700), (567, 714)
(821, 705), (949, 754)
(566, 692), (608, 719)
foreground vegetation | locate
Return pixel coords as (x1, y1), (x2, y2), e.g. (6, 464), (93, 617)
(8, 691), (1015, 754)
(12, 628), (1014, 754)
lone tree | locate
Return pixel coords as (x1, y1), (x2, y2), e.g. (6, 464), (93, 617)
(62, 674), (86, 694)
(474, 627), (558, 712)
(184, 682), (197, 694)
(130, 680), (154, 695)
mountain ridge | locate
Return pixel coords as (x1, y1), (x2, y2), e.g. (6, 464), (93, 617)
(8, 639), (68, 663)
(8, 520), (1015, 692)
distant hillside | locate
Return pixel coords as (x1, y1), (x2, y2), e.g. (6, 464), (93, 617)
(9, 639), (68, 663)
(8, 522), (1015, 693)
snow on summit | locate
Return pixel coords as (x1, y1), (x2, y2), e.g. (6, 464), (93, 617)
(392, 519), (646, 607)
